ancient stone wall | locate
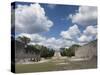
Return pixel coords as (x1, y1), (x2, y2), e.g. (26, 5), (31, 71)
(15, 40), (40, 62)
(75, 40), (97, 59)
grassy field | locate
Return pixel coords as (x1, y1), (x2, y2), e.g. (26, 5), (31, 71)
(15, 58), (97, 73)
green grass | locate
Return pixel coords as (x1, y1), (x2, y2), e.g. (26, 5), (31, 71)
(15, 58), (97, 73)
(16, 62), (58, 73)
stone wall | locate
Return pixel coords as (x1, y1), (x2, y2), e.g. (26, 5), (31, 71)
(75, 40), (97, 59)
(15, 40), (40, 62)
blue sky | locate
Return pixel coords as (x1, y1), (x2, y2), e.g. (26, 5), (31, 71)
(11, 2), (97, 49)
(12, 2), (79, 38)
(41, 4), (79, 38)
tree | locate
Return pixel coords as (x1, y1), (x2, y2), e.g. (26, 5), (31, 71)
(26, 44), (41, 62)
(60, 44), (81, 57)
(17, 36), (31, 62)
(60, 48), (68, 56)
(67, 44), (81, 57)
(48, 49), (55, 57)
(40, 46), (55, 58)
(17, 36), (31, 47)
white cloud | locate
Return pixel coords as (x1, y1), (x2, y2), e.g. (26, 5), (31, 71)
(78, 35), (93, 43)
(69, 6), (97, 26)
(60, 25), (97, 44)
(31, 34), (46, 43)
(16, 33), (77, 50)
(16, 33), (46, 43)
(42, 38), (76, 50)
(14, 3), (53, 34)
(83, 25), (97, 36)
(60, 24), (81, 40)
(16, 33), (31, 39)
(78, 25), (97, 43)
(67, 6), (97, 44)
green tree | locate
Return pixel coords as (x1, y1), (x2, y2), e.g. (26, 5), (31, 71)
(17, 36), (31, 46)
(67, 44), (81, 57)
(26, 44), (41, 62)
(40, 46), (55, 58)
(60, 48), (68, 56)
(60, 44), (81, 57)
(47, 49), (55, 57)
(16, 36), (31, 61)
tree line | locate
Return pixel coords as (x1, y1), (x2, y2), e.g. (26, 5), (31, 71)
(16, 35), (81, 62)
(60, 44), (81, 57)
(17, 36), (55, 62)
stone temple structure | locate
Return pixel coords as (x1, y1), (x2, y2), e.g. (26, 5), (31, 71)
(53, 50), (62, 59)
(12, 38), (40, 63)
(75, 40), (97, 60)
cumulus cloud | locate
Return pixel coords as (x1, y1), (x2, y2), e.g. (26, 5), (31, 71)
(14, 4), (98, 50)
(40, 37), (76, 50)
(16, 33), (31, 39)
(16, 33), (45, 43)
(16, 33), (77, 50)
(60, 24), (81, 40)
(78, 35), (93, 43)
(78, 25), (97, 43)
(60, 24), (97, 44)
(83, 25), (97, 36)
(31, 34), (46, 43)
(14, 3), (53, 34)
(69, 6), (97, 26)
(68, 6), (97, 44)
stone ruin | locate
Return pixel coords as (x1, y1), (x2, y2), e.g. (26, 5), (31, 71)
(52, 50), (62, 59)
(75, 40), (97, 60)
